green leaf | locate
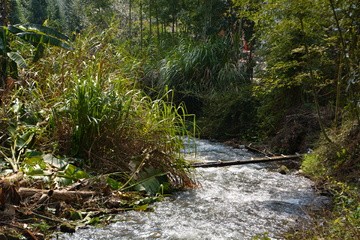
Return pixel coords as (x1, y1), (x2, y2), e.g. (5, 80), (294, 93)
(15, 24), (70, 41)
(8, 25), (24, 35)
(24, 155), (42, 165)
(43, 154), (68, 169)
(72, 170), (89, 179)
(55, 176), (73, 186)
(70, 211), (83, 220)
(39, 160), (47, 170)
(133, 166), (168, 196)
(33, 44), (45, 63)
(134, 204), (148, 211)
(16, 32), (74, 51)
(106, 177), (122, 190)
(8, 52), (28, 68)
(88, 217), (100, 225)
(26, 150), (42, 158)
(65, 164), (76, 176)
(28, 168), (44, 176)
(16, 132), (34, 150)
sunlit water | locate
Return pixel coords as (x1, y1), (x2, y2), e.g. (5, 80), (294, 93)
(56, 139), (328, 239)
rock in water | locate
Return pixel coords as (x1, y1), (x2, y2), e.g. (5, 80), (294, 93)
(60, 223), (76, 233)
(279, 165), (289, 175)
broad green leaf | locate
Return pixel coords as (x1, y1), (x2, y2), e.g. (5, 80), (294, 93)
(72, 170), (89, 179)
(134, 177), (161, 196)
(70, 211), (83, 220)
(39, 160), (47, 170)
(7, 52), (28, 68)
(33, 44), (45, 63)
(106, 177), (122, 190)
(55, 176), (72, 186)
(80, 212), (95, 224)
(65, 164), (76, 176)
(8, 25), (24, 35)
(43, 154), (68, 169)
(133, 166), (168, 196)
(26, 150), (42, 158)
(134, 204), (148, 211)
(88, 217), (100, 225)
(15, 24), (69, 41)
(16, 132), (34, 150)
(24, 155), (42, 165)
(16, 32), (74, 51)
(28, 168), (44, 176)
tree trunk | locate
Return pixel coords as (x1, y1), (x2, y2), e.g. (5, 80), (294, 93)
(156, 5), (160, 45)
(172, 0), (175, 44)
(140, 1), (143, 48)
(129, 0), (132, 40)
(329, 0), (360, 128)
(335, 53), (342, 129)
(149, 0), (152, 44)
(299, 16), (332, 143)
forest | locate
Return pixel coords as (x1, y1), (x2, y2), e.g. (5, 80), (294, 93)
(1, 0), (360, 238)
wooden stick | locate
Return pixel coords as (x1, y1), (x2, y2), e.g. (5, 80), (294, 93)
(191, 154), (304, 168)
(18, 188), (95, 201)
(0, 222), (38, 240)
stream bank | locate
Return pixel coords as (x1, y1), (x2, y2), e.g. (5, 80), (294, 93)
(55, 138), (329, 240)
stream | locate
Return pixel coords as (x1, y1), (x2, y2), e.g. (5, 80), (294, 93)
(56, 138), (329, 239)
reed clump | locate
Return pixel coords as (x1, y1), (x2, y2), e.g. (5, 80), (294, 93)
(0, 23), (197, 189)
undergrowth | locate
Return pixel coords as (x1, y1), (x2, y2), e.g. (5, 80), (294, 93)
(0, 23), (198, 190)
(288, 119), (360, 239)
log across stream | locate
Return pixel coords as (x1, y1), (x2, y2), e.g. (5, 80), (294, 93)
(191, 154), (303, 168)
(56, 138), (328, 240)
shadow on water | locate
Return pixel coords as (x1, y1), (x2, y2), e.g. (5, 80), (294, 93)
(55, 138), (328, 240)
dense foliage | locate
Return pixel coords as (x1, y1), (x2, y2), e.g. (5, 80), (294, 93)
(1, 0), (360, 237)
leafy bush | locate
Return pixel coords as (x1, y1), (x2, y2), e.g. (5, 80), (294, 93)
(0, 24), (197, 189)
(198, 85), (259, 139)
(301, 153), (325, 180)
(151, 36), (248, 94)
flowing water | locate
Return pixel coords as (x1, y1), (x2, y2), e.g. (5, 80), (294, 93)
(56, 139), (329, 239)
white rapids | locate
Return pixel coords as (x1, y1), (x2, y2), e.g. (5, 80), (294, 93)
(55, 138), (328, 239)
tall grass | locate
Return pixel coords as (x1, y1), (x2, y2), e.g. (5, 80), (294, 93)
(151, 36), (247, 94)
(0, 23), (197, 188)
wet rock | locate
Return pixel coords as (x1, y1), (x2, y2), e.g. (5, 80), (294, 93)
(60, 223), (76, 233)
(279, 165), (289, 174)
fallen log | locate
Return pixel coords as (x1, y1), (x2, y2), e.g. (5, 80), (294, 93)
(191, 154), (304, 168)
(18, 188), (96, 201)
(244, 145), (274, 157)
(0, 171), (24, 182)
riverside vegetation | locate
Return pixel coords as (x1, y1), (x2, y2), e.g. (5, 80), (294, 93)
(1, 0), (360, 239)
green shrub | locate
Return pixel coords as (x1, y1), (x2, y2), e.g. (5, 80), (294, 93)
(198, 85), (259, 139)
(301, 153), (325, 179)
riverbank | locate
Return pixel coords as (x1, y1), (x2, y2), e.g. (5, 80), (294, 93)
(0, 26), (197, 240)
(247, 115), (360, 239)
(49, 138), (324, 239)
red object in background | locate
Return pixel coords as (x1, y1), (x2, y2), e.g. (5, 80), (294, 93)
(244, 41), (247, 51)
